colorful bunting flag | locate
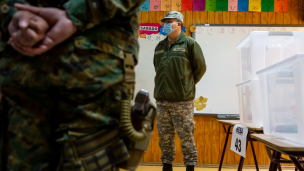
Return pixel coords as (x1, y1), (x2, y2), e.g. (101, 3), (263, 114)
(162, 0), (172, 11)
(274, 0), (288, 12)
(172, 0), (182, 11)
(261, 0), (274, 12)
(144, 0), (287, 12)
(141, 0), (150, 11)
(150, 0), (161, 11)
(249, 0), (261, 12)
(238, 0), (249, 11)
(206, 0), (216, 11)
(182, 0), (193, 11)
(216, 0), (228, 11)
(193, 0), (206, 11)
(228, 0), (238, 11)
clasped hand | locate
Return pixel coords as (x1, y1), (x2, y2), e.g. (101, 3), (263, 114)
(8, 3), (77, 57)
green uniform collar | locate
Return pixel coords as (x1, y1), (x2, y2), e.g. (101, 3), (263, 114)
(160, 31), (186, 45)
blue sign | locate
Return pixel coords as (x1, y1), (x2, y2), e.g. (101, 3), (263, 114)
(140, 0), (150, 11)
(182, 26), (186, 33)
(160, 26), (186, 36)
(238, 0), (249, 11)
(160, 26), (165, 35)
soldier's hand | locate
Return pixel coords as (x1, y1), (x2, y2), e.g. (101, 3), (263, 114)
(9, 14), (49, 48)
(8, 10), (36, 37)
(8, 11), (49, 47)
(11, 3), (77, 57)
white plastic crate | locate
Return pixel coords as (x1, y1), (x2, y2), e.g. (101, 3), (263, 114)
(257, 54), (304, 143)
(236, 31), (304, 82)
(237, 79), (263, 127)
(236, 32), (268, 82)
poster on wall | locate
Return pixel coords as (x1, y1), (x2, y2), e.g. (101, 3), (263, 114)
(216, 0), (228, 11)
(249, 0), (261, 12)
(182, 0), (193, 11)
(161, 0), (172, 11)
(141, 0), (150, 11)
(228, 0), (238, 11)
(193, 0), (206, 11)
(206, 0), (216, 11)
(172, 0), (182, 11)
(274, 0), (288, 12)
(140, 23), (162, 35)
(150, 0), (161, 11)
(238, 0), (249, 11)
(261, 0), (274, 12)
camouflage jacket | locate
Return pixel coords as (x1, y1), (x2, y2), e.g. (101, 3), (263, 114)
(0, 0), (144, 62)
(0, 1), (144, 170)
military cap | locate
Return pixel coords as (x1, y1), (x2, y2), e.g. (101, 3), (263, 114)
(161, 11), (184, 23)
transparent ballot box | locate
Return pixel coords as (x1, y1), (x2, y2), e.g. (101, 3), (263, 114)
(236, 31), (304, 82)
(257, 54), (304, 143)
(237, 79), (263, 127)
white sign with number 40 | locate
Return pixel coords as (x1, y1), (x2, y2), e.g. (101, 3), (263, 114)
(230, 124), (248, 158)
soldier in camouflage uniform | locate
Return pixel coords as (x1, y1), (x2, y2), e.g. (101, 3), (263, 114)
(0, 0), (144, 171)
(153, 11), (207, 171)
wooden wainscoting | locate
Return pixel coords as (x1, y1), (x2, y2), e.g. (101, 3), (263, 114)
(140, 0), (304, 37)
(142, 116), (294, 166)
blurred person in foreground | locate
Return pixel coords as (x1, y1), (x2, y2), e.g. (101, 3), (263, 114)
(0, 0), (145, 170)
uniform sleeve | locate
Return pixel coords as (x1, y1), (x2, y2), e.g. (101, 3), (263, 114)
(0, 0), (28, 42)
(191, 41), (207, 85)
(153, 47), (157, 67)
(153, 55), (155, 67)
(63, 0), (145, 31)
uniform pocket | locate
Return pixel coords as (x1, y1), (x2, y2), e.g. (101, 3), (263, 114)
(175, 52), (186, 58)
(181, 77), (194, 94)
(191, 120), (195, 134)
(180, 78), (187, 94)
(154, 48), (166, 68)
(190, 102), (195, 134)
(154, 54), (163, 68)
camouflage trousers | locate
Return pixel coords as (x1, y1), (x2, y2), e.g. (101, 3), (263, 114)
(0, 41), (131, 171)
(156, 100), (197, 166)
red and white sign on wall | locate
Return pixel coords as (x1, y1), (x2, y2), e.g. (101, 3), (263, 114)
(140, 23), (162, 35)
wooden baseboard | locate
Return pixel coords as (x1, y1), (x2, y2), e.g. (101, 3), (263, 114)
(140, 162), (296, 169)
